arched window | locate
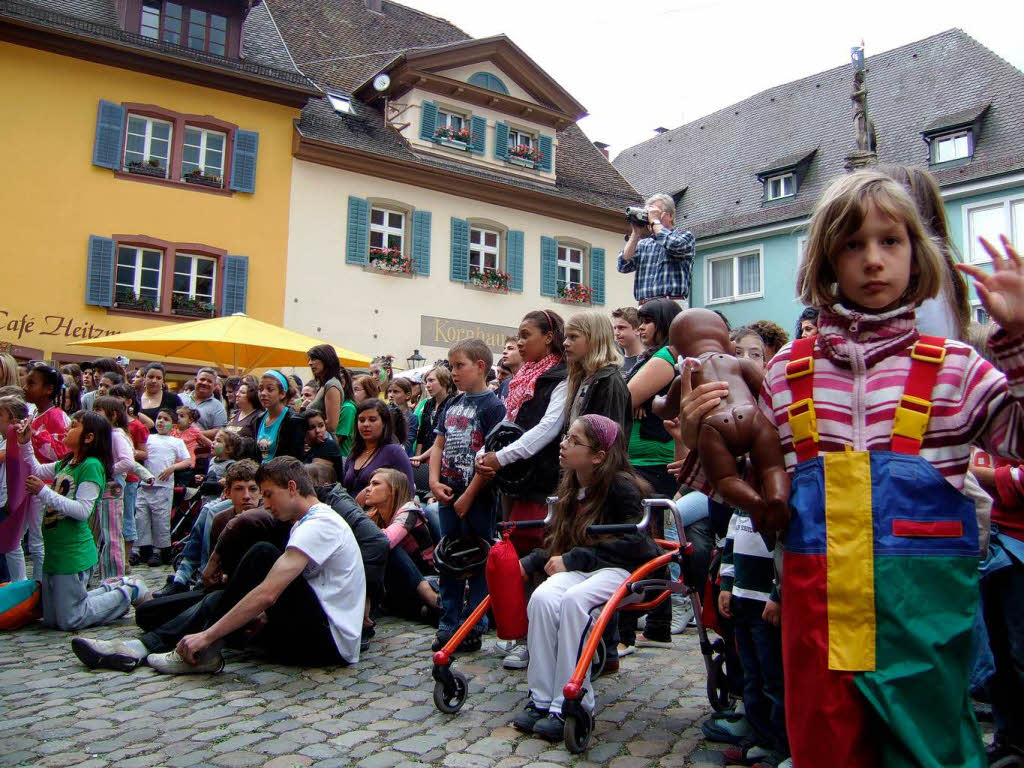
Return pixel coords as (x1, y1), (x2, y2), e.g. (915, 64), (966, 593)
(467, 71), (510, 95)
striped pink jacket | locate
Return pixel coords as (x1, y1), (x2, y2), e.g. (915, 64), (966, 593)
(682, 303), (1024, 495)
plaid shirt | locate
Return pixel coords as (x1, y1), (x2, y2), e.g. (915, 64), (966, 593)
(616, 226), (696, 302)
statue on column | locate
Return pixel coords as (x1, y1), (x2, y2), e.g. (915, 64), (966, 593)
(851, 69), (876, 153)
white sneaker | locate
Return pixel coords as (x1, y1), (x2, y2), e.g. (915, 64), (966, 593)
(146, 648), (224, 675)
(671, 594), (693, 634)
(502, 644), (530, 669)
(120, 576), (150, 606)
(493, 639), (518, 655)
(71, 637), (147, 672)
(777, 759), (793, 768)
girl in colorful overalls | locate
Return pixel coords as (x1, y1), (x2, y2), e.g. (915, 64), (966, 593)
(680, 169), (1024, 768)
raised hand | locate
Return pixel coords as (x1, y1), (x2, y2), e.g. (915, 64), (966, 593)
(958, 235), (1024, 337)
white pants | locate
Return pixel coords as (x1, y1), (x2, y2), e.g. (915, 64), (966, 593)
(5, 496), (44, 581)
(135, 486), (172, 548)
(527, 567), (629, 715)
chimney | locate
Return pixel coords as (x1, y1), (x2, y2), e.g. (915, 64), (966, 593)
(654, 127), (669, 134)
(593, 141), (610, 160)
(365, 0), (383, 13)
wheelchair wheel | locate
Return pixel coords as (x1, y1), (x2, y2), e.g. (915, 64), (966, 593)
(564, 709), (593, 754)
(590, 637), (607, 679)
(433, 670), (468, 714)
(707, 652), (730, 712)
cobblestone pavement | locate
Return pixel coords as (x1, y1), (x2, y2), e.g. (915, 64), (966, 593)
(0, 565), (730, 768)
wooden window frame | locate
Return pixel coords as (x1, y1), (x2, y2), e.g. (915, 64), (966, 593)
(181, 125), (227, 181)
(109, 234), (228, 320)
(126, 0), (242, 58)
(115, 103), (237, 195)
(115, 244), (165, 308)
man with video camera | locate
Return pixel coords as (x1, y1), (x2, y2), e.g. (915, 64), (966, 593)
(617, 193), (696, 305)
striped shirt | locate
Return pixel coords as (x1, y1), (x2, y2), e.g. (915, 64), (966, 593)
(682, 303), (1024, 495)
(720, 511), (777, 602)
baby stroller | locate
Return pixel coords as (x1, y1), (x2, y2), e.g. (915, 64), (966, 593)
(167, 483), (204, 568)
(430, 497), (731, 754)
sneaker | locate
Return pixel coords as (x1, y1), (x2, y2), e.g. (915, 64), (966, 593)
(146, 552), (161, 567)
(457, 632), (482, 653)
(120, 576), (150, 606)
(493, 638), (518, 655)
(431, 631), (453, 652)
(512, 701), (548, 733)
(146, 648), (224, 675)
(701, 712), (753, 744)
(602, 657), (620, 674)
(533, 713), (565, 742)
(987, 740), (1024, 768)
(723, 742), (772, 765)
(71, 637), (146, 672)
(671, 594), (693, 634)
(616, 643), (636, 657)
(636, 633), (672, 648)
(503, 644), (529, 669)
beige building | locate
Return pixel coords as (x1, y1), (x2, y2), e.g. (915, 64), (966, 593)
(272, 0), (640, 364)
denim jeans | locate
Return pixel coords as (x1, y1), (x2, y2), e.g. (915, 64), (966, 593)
(969, 598), (995, 698)
(982, 557), (1024, 744)
(438, 501), (494, 635)
(732, 596), (787, 755)
(664, 492), (710, 581)
(385, 546), (430, 618)
(122, 480), (138, 543)
(422, 502), (442, 544)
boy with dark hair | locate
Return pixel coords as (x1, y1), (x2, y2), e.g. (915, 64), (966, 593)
(429, 338), (506, 652)
(611, 307), (645, 372)
(72, 456), (365, 674)
(499, 336), (522, 399)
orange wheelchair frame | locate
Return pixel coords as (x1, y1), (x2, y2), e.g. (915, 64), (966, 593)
(430, 497), (730, 753)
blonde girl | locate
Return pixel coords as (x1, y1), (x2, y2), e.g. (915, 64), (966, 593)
(562, 311), (630, 437)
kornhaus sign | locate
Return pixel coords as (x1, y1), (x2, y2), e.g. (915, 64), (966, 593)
(421, 315), (517, 354)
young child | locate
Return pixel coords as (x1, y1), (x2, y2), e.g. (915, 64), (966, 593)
(173, 406), (212, 469)
(92, 396), (150, 581)
(197, 429), (242, 506)
(512, 414), (660, 741)
(137, 409), (191, 568)
(17, 410), (148, 630)
(0, 396), (30, 573)
(428, 338), (506, 652)
(109, 383), (148, 566)
(387, 378), (419, 457)
(679, 169), (1024, 767)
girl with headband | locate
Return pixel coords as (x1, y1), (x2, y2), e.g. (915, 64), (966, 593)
(511, 413), (660, 742)
(254, 370), (307, 464)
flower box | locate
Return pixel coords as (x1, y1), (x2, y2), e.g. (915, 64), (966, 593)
(435, 127), (472, 149)
(368, 247), (413, 275)
(509, 156), (535, 169)
(508, 144), (542, 165)
(183, 170), (223, 188)
(557, 283), (592, 305)
(171, 296), (216, 318)
(438, 137), (469, 150)
(114, 291), (156, 313)
(126, 161), (167, 179)
(468, 268), (511, 293)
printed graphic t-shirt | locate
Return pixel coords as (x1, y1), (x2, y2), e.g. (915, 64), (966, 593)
(436, 390), (506, 492)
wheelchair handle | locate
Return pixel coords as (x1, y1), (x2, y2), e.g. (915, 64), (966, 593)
(586, 499), (653, 535)
(495, 497), (556, 531)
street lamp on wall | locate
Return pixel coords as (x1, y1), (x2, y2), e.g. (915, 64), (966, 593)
(407, 349), (425, 369)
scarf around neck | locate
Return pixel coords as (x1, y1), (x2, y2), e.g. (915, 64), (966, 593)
(505, 353), (560, 422)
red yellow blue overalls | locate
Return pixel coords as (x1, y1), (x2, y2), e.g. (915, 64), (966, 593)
(781, 335), (986, 768)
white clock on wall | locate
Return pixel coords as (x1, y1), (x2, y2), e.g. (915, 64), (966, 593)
(373, 74), (391, 92)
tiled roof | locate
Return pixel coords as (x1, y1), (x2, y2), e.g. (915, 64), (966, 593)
(272, 0), (640, 213)
(923, 102), (990, 134)
(613, 29), (1024, 239)
(0, 0), (311, 88)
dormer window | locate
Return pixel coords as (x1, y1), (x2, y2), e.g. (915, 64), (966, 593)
(932, 131), (971, 164)
(138, 1), (231, 57)
(327, 92), (353, 114)
(766, 173), (795, 201)
(922, 103), (989, 166)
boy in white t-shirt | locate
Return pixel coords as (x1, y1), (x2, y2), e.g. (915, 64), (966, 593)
(71, 455), (365, 675)
(136, 409), (190, 567)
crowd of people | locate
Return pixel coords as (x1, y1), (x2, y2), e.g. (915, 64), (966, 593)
(0, 163), (1023, 768)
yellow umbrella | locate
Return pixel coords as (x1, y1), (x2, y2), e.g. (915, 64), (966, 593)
(71, 313), (371, 374)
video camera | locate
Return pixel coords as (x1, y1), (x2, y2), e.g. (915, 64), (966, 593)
(625, 205), (649, 227)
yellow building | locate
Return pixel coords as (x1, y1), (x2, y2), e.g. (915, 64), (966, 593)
(0, 0), (317, 367)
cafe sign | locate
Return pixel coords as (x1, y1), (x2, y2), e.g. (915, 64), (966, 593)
(421, 315), (517, 353)
(0, 309), (120, 341)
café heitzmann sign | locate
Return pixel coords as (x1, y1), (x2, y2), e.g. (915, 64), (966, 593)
(421, 315), (517, 354)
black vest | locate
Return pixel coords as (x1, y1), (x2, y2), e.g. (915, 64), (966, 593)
(510, 361), (567, 501)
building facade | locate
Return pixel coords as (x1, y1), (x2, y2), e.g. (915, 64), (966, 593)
(614, 30), (1024, 335)
(0, 0), (316, 366)
(272, 0), (640, 362)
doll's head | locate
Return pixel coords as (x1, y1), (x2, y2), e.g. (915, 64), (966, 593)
(669, 308), (733, 359)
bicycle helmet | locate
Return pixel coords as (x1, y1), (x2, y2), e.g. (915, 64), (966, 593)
(433, 535), (491, 580)
(484, 420), (534, 495)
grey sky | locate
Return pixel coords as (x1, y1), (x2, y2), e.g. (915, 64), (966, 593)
(398, 0), (1024, 159)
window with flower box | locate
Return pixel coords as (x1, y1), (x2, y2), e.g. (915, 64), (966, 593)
(114, 246), (163, 312)
(123, 115), (172, 178)
(467, 226), (512, 291)
(368, 207), (411, 273)
(181, 126), (226, 186)
(435, 109), (471, 146)
(540, 236), (604, 304)
(557, 244), (584, 293)
(507, 129), (541, 166)
(173, 254), (217, 316)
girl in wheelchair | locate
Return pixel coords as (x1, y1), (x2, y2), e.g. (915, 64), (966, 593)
(512, 414), (660, 741)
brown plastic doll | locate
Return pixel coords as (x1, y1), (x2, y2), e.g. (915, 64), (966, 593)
(659, 308), (790, 531)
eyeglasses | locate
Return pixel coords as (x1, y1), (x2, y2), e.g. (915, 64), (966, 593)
(561, 435), (595, 450)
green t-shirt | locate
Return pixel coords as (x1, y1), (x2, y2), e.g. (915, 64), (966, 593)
(335, 399), (356, 457)
(414, 397), (427, 420)
(42, 456), (104, 575)
(628, 346), (677, 466)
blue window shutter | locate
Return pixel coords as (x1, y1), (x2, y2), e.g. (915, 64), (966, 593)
(468, 72), (509, 95)
(85, 236), (115, 307)
(420, 101), (438, 142)
(590, 247), (606, 305)
(221, 255), (249, 315)
(93, 100), (125, 170)
(411, 210), (432, 276)
(229, 129), (259, 193)
(507, 230), (524, 292)
(470, 116), (486, 154)
(495, 122), (509, 161)
(540, 236), (557, 297)
(450, 218), (469, 282)
(538, 134), (554, 172)
(346, 196), (370, 265)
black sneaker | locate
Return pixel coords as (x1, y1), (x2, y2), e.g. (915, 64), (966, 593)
(533, 713), (565, 742)
(987, 740), (1024, 768)
(512, 701), (548, 733)
(153, 578), (187, 599)
(146, 552), (161, 567)
(456, 632), (482, 653)
(431, 631), (453, 652)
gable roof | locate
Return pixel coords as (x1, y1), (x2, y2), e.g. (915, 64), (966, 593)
(0, 0), (317, 105)
(271, 0), (639, 225)
(613, 29), (1024, 239)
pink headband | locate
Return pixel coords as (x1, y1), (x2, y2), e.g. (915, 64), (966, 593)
(581, 414), (619, 452)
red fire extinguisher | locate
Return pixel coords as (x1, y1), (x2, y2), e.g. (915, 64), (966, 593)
(486, 530), (529, 640)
